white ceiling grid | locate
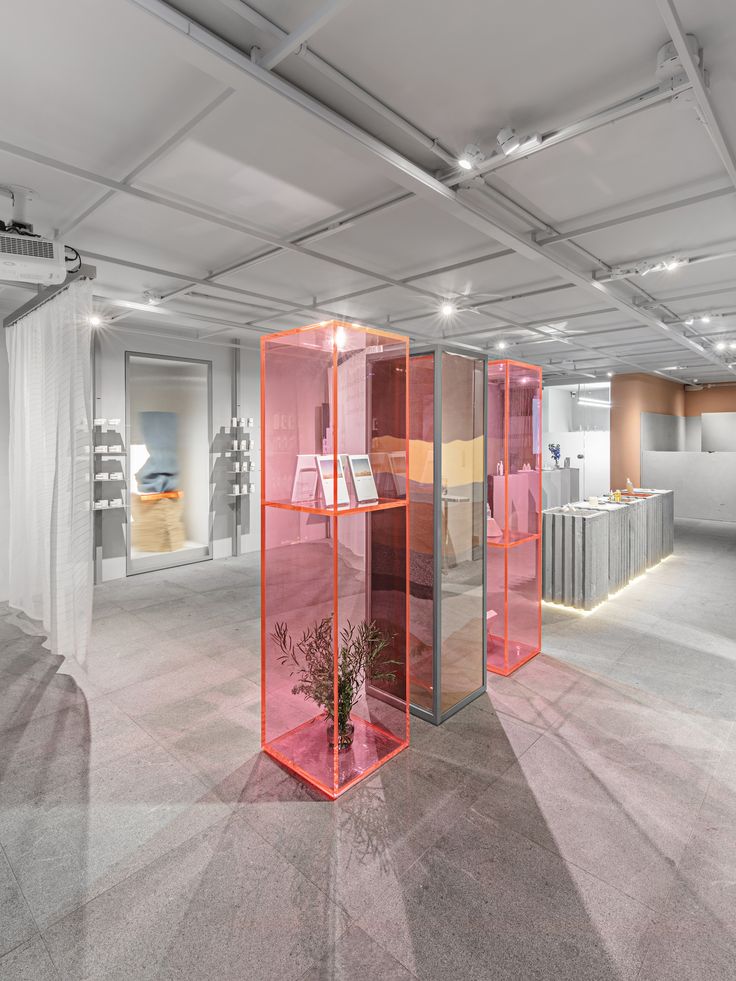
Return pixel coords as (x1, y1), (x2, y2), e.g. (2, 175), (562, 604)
(1, 0), (736, 383)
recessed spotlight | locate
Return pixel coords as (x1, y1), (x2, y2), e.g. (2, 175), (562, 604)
(457, 144), (484, 170)
(440, 302), (456, 317)
(701, 315), (711, 324)
(88, 314), (101, 327)
(684, 318), (694, 326)
(496, 340), (508, 350)
(730, 341), (736, 350)
(716, 341), (727, 351)
(607, 372), (614, 377)
(143, 290), (162, 305)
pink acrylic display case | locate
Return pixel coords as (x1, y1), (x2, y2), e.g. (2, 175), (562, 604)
(261, 321), (409, 798)
(486, 360), (542, 676)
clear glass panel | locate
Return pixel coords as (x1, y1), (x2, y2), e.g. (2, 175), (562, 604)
(439, 352), (485, 713)
(126, 354), (210, 573)
(408, 354), (435, 712)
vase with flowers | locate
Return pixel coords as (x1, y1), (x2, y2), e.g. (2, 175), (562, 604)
(548, 442), (561, 469)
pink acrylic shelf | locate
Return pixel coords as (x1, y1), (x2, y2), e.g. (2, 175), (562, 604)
(261, 320), (410, 799)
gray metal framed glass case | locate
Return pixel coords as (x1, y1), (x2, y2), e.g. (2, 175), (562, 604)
(409, 347), (487, 724)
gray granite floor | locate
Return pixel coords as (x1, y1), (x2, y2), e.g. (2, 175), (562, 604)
(0, 517), (734, 980)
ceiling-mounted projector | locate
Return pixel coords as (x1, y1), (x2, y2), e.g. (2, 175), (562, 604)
(0, 231), (67, 284)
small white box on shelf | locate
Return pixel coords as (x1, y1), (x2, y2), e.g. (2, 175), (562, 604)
(95, 445), (108, 453)
(241, 483), (251, 495)
(110, 471), (124, 480)
(239, 440), (249, 451)
(93, 418), (107, 428)
(231, 417), (238, 428)
(232, 485), (241, 496)
(108, 418), (121, 429)
(109, 444), (123, 453)
(94, 500), (109, 509)
(232, 440), (239, 451)
(109, 497), (123, 507)
(233, 462), (241, 472)
(95, 473), (109, 481)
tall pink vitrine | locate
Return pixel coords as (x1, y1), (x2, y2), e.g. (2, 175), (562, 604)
(486, 360), (542, 676)
(261, 320), (409, 798)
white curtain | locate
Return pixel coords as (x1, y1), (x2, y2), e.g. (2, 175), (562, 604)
(7, 279), (94, 663)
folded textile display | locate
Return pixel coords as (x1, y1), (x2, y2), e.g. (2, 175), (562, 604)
(135, 411), (180, 494)
(131, 492), (186, 552)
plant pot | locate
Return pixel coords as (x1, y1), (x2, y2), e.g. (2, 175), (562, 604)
(327, 719), (355, 751)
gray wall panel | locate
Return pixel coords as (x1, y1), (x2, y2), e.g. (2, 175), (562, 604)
(701, 412), (736, 451)
(642, 451), (736, 521)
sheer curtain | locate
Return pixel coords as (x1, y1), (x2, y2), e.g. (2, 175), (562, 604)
(7, 279), (94, 662)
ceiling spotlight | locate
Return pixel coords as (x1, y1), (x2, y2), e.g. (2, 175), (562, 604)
(88, 314), (101, 327)
(496, 340), (508, 350)
(496, 127), (522, 155)
(457, 144), (485, 170)
(684, 317), (694, 326)
(440, 301), (456, 317)
(518, 133), (542, 152)
(730, 341), (736, 350)
(701, 315), (711, 324)
(607, 372), (614, 377)
(693, 378), (699, 383)
(143, 290), (162, 305)
(716, 341), (727, 351)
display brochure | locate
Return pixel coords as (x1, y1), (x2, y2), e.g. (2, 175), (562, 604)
(347, 454), (378, 503)
(291, 454), (319, 503)
(316, 455), (350, 507)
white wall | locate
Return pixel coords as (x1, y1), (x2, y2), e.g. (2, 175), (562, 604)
(0, 331), (9, 602)
(543, 385), (610, 497)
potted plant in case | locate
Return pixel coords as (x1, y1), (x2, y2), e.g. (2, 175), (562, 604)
(272, 616), (397, 750)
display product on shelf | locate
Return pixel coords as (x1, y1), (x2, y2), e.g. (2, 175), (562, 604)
(486, 359), (543, 676)
(261, 319), (409, 798)
(316, 454), (350, 507)
(347, 454), (378, 503)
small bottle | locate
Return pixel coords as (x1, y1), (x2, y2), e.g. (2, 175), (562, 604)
(626, 476), (634, 494)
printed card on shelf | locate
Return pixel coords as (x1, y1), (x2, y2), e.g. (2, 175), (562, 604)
(316, 455), (350, 507)
(347, 454), (378, 503)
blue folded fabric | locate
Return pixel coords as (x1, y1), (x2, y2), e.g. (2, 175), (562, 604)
(136, 411), (180, 493)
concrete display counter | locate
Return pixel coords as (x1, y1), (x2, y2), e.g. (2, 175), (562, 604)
(541, 467), (580, 510)
(542, 489), (673, 610)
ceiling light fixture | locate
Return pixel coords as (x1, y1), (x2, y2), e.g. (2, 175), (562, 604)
(440, 301), (456, 317)
(684, 318), (694, 326)
(716, 341), (727, 351)
(110, 299), (170, 314)
(88, 314), (101, 327)
(496, 340), (508, 350)
(730, 341), (736, 350)
(607, 372), (614, 378)
(701, 314), (711, 324)
(143, 290), (161, 305)
(577, 397), (612, 408)
(496, 127), (521, 155)
(457, 144), (485, 171)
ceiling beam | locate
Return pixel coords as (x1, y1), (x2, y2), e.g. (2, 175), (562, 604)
(655, 0), (736, 189)
(57, 87), (234, 238)
(219, 0), (457, 165)
(256, 0), (356, 71)
(535, 184), (734, 245)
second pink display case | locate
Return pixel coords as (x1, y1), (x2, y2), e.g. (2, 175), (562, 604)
(486, 360), (543, 676)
